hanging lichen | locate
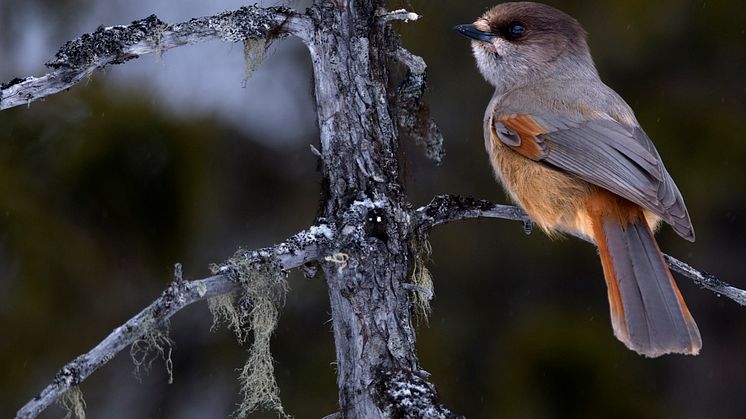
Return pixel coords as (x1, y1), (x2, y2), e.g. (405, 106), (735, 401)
(410, 239), (434, 325)
(58, 386), (86, 419)
(210, 250), (290, 418)
(208, 292), (249, 344)
(243, 38), (268, 83)
(129, 319), (174, 384)
(235, 293), (287, 418)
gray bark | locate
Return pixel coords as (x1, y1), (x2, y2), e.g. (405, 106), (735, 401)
(306, 2), (450, 416)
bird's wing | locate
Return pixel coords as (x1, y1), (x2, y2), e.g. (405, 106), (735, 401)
(492, 87), (694, 241)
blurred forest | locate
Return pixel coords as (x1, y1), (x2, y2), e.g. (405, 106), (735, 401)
(1, 0), (745, 418)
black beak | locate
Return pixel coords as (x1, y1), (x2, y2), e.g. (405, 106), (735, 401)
(454, 24), (496, 43)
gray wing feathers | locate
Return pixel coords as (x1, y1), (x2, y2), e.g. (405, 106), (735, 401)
(520, 115), (694, 241)
(545, 128), (660, 202)
(497, 81), (695, 241)
(533, 118), (694, 241)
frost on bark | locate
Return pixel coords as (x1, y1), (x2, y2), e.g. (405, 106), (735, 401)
(5, 1), (745, 419)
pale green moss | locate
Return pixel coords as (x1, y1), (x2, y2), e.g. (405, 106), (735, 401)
(243, 38), (268, 82)
(211, 251), (290, 418)
(59, 386), (86, 419)
(129, 320), (174, 384)
(235, 297), (288, 419)
(324, 252), (350, 273)
(208, 292), (248, 343)
(411, 239), (434, 325)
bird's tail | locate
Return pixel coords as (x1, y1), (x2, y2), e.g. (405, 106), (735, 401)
(588, 196), (701, 357)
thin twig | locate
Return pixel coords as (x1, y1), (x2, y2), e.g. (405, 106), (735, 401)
(415, 194), (746, 307)
(415, 194), (532, 234)
(664, 255), (746, 305)
(14, 227), (332, 419)
(0, 6), (311, 111)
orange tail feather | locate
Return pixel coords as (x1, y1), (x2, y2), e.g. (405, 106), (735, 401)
(587, 195), (701, 357)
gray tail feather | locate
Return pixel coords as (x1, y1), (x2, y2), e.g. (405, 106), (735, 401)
(601, 218), (701, 357)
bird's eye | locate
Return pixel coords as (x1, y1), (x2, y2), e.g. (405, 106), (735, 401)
(508, 22), (526, 38)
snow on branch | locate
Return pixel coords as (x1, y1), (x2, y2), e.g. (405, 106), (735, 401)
(0, 5), (311, 111)
(376, 9), (421, 24)
(14, 226), (333, 419)
(377, 369), (462, 418)
(415, 194), (746, 307)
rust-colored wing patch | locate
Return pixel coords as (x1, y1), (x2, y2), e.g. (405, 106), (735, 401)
(496, 114), (549, 160)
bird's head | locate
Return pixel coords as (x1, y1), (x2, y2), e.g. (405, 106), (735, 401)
(455, 2), (596, 94)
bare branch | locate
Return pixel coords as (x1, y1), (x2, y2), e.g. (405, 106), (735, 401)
(0, 6), (311, 111)
(415, 194), (746, 307)
(664, 255), (746, 306)
(14, 227), (332, 419)
(415, 194), (532, 233)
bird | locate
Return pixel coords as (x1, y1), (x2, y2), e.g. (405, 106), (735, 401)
(455, 2), (701, 357)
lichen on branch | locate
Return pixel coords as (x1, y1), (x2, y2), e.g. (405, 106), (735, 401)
(409, 239), (434, 325)
(1, 5), (306, 111)
(48, 15), (168, 70)
(210, 251), (290, 418)
(57, 386), (86, 419)
(129, 320), (174, 384)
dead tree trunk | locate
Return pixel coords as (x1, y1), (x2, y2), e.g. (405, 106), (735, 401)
(1, 0), (451, 413)
(306, 2), (450, 417)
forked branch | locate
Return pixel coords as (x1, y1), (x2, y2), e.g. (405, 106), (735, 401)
(14, 227), (332, 419)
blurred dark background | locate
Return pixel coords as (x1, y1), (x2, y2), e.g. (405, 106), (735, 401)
(2, 0), (745, 418)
